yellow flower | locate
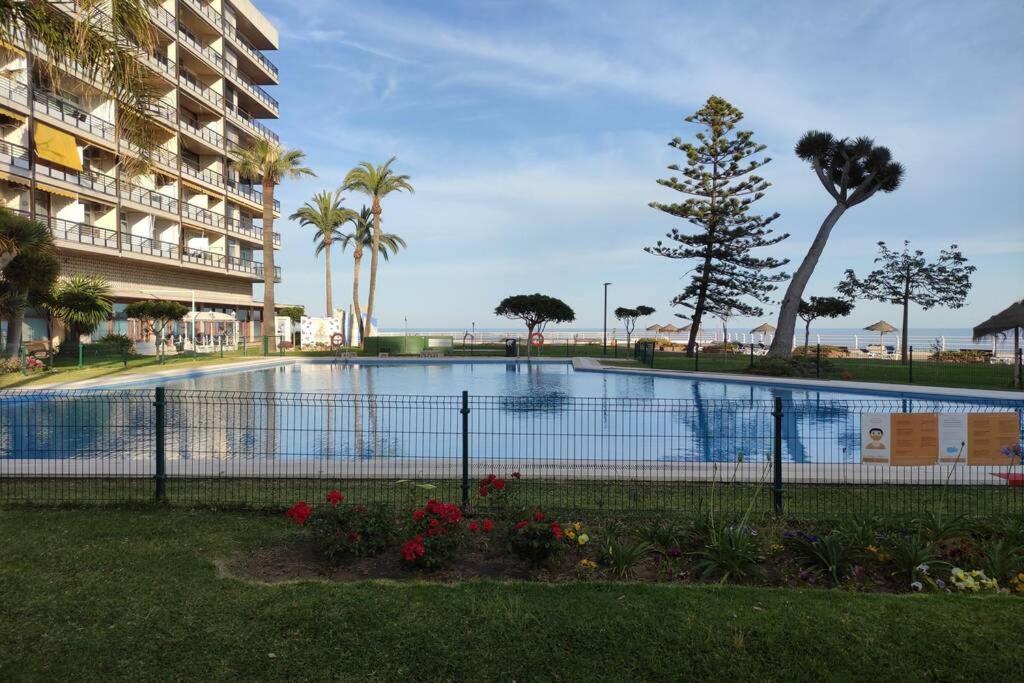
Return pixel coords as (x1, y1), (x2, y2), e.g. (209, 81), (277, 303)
(573, 522), (582, 532)
(577, 559), (597, 571)
(566, 529), (577, 540)
(865, 545), (879, 554)
(577, 534), (589, 546)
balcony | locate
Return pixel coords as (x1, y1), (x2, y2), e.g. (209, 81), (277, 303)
(0, 140), (31, 172)
(224, 25), (279, 82)
(179, 72), (224, 109)
(180, 118), (225, 149)
(122, 231), (180, 260)
(47, 215), (119, 252)
(226, 178), (280, 211)
(182, 0), (223, 31)
(223, 62), (278, 115)
(177, 28), (223, 71)
(36, 162), (117, 198)
(33, 90), (116, 141)
(149, 101), (177, 126)
(181, 162), (223, 188)
(225, 215), (280, 245)
(120, 181), (179, 214)
(121, 141), (179, 170)
(182, 202), (224, 229)
(139, 49), (175, 80)
(0, 74), (29, 106)
(225, 103), (278, 143)
(149, 4), (176, 35)
(183, 244), (224, 269)
(228, 256), (281, 281)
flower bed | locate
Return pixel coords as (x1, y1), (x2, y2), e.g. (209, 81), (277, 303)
(254, 482), (1024, 595)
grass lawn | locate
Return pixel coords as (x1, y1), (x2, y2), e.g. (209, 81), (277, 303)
(603, 353), (1023, 393)
(0, 508), (1021, 681)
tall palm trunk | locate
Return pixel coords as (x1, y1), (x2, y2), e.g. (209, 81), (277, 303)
(4, 311), (23, 358)
(362, 199), (382, 347)
(768, 204), (847, 357)
(352, 246), (364, 343)
(324, 240), (333, 317)
(262, 178), (277, 353)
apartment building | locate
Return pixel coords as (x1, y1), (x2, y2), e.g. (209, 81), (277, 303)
(0, 0), (281, 342)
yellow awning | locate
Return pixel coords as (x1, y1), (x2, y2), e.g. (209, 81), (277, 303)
(181, 179), (208, 195)
(0, 38), (24, 56)
(0, 170), (30, 186)
(35, 182), (78, 200)
(0, 105), (27, 123)
(34, 122), (83, 171)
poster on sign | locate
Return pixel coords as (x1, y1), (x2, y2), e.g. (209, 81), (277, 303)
(938, 413), (968, 463)
(860, 414), (892, 464)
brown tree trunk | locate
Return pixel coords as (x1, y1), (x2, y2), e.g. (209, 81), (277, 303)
(4, 311), (23, 358)
(362, 198), (382, 347)
(262, 178), (276, 353)
(768, 203), (847, 358)
(352, 247), (364, 344)
(324, 241), (333, 317)
(901, 297), (910, 365)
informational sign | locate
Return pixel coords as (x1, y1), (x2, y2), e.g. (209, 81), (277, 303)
(861, 413), (1021, 466)
(300, 315), (345, 348)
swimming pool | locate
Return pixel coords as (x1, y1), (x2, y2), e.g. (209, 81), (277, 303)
(3, 360), (1021, 469)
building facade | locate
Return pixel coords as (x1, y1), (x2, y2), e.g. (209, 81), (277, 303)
(0, 0), (281, 343)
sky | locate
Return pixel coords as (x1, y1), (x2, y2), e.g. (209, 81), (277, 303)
(254, 0), (1023, 332)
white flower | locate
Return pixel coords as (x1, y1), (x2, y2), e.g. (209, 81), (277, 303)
(910, 581), (923, 592)
(916, 564), (930, 574)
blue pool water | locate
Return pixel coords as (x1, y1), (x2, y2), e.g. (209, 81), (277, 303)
(2, 361), (1021, 465)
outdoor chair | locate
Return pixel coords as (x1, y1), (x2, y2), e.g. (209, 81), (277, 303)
(24, 341), (51, 359)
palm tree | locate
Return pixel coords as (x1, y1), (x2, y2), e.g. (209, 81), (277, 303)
(342, 157), (413, 345)
(0, 211), (58, 356)
(234, 139), (315, 352)
(338, 206), (407, 342)
(289, 190), (357, 316)
(0, 1), (161, 166)
(48, 275), (113, 356)
(768, 132), (904, 357)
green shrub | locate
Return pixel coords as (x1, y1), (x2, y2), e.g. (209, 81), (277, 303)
(600, 536), (654, 579)
(508, 510), (564, 566)
(309, 501), (394, 562)
(693, 524), (763, 583)
(929, 349), (990, 363)
(94, 333), (135, 355)
(746, 357), (826, 378)
(974, 538), (1024, 583)
(783, 531), (852, 585)
(884, 534), (946, 586)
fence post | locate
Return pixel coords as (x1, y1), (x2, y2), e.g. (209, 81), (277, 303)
(649, 342), (655, 369)
(122, 348), (128, 368)
(772, 397), (784, 515)
(816, 344), (821, 378)
(694, 345), (700, 372)
(78, 343), (84, 368)
(242, 337), (247, 356)
(262, 335), (269, 356)
(460, 390), (470, 508)
(154, 387), (167, 502)
(749, 343), (754, 370)
(908, 346), (914, 384)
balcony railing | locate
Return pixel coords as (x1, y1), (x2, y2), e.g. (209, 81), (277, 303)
(180, 118), (225, 148)
(36, 162), (117, 197)
(224, 25), (279, 80)
(122, 231), (179, 260)
(183, 244), (224, 269)
(225, 103), (278, 143)
(121, 140), (179, 169)
(225, 216), (280, 245)
(182, 201), (224, 228)
(182, 0), (223, 30)
(226, 178), (280, 211)
(181, 162), (223, 187)
(120, 181), (179, 214)
(33, 90), (116, 140)
(0, 140), (31, 171)
(0, 74), (29, 105)
(179, 73), (224, 108)
(177, 28), (223, 69)
(223, 62), (278, 113)
(149, 4), (176, 34)
(48, 215), (119, 251)
(141, 49), (175, 78)
(149, 100), (177, 125)
(228, 256), (280, 281)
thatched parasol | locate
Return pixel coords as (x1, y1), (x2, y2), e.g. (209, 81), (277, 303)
(749, 323), (776, 334)
(645, 323), (664, 333)
(864, 320), (897, 347)
(973, 298), (1023, 388)
(660, 323), (682, 334)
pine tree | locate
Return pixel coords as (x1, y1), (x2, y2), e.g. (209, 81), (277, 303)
(646, 96), (789, 356)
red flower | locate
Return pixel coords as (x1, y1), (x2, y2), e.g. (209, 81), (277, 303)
(493, 478), (506, 490)
(285, 501), (312, 526)
(400, 535), (426, 562)
(469, 521), (480, 533)
(550, 522), (563, 540)
(354, 505), (367, 513)
(429, 517), (441, 528)
(533, 510), (545, 522)
(515, 520), (529, 530)
(348, 531), (362, 543)
(478, 484), (489, 497)
(511, 471), (521, 479)
(482, 519), (494, 533)
(412, 509), (426, 521)
(326, 489), (344, 506)
(487, 473), (497, 481)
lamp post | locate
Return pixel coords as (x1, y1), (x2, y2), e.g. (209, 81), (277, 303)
(603, 282), (612, 355)
(404, 316), (408, 337)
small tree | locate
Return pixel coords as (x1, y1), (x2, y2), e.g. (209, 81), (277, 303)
(797, 296), (854, 354)
(614, 305), (656, 348)
(837, 241), (975, 363)
(48, 276), (113, 356)
(768, 132), (904, 357)
(646, 95), (789, 357)
(124, 300), (189, 359)
(494, 294), (575, 358)
(279, 306), (305, 323)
